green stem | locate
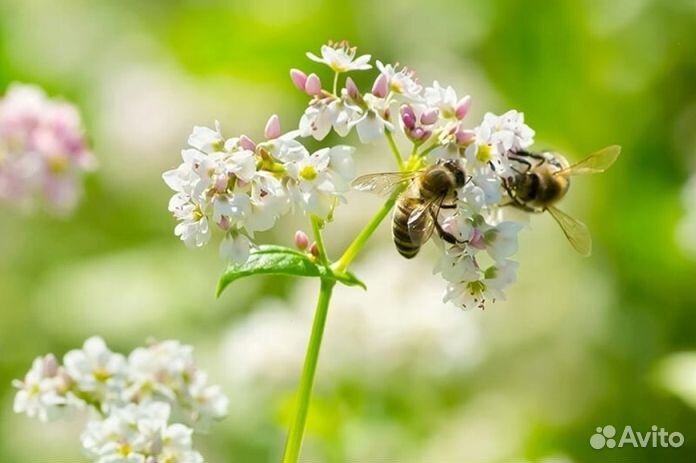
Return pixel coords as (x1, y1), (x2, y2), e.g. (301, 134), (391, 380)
(310, 215), (329, 265)
(282, 278), (336, 463)
(385, 130), (404, 170)
(332, 187), (405, 274)
(332, 71), (340, 96)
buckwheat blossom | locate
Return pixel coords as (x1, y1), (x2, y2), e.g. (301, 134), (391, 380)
(0, 83), (94, 214)
(14, 337), (227, 463)
(81, 402), (203, 463)
(306, 42), (372, 73)
(12, 354), (73, 422)
(163, 115), (356, 264)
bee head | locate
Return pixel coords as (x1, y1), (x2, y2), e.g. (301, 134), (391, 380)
(438, 158), (468, 188)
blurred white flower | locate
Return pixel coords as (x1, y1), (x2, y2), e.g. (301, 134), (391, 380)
(307, 42), (372, 73)
(424, 81), (470, 120)
(81, 402), (203, 463)
(0, 83), (94, 215)
(221, 249), (483, 393)
(12, 354), (72, 422)
(63, 336), (127, 400)
(15, 337), (228, 462)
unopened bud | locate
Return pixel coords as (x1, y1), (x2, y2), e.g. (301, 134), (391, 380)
(290, 69), (308, 91)
(411, 127), (425, 140)
(345, 77), (360, 99)
(455, 95), (472, 120)
(400, 105), (416, 129)
(304, 73), (322, 96)
(217, 215), (232, 231)
(455, 129), (476, 145)
(294, 230), (309, 251)
(43, 354), (59, 376)
(309, 242), (319, 257)
(239, 135), (256, 151)
(420, 108), (439, 125)
(372, 73), (388, 98)
(264, 114), (281, 139)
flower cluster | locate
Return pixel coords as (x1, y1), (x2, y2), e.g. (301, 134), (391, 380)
(292, 43), (535, 309)
(163, 119), (355, 264)
(164, 41), (539, 309)
(13, 337), (227, 463)
(0, 83), (94, 214)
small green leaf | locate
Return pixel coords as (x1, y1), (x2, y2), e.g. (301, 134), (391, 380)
(217, 245), (321, 297)
(216, 245), (367, 296)
(332, 270), (367, 290)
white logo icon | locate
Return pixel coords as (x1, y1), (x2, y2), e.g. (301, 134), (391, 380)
(590, 425), (684, 449)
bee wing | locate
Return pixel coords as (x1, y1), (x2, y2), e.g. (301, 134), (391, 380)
(351, 171), (418, 196)
(547, 206), (592, 256)
(407, 197), (440, 244)
(555, 145), (621, 176)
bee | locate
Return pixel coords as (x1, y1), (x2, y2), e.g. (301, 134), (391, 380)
(504, 145), (621, 256)
(352, 159), (468, 259)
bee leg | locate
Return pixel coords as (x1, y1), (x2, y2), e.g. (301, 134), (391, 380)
(434, 220), (462, 245)
(508, 155), (532, 170)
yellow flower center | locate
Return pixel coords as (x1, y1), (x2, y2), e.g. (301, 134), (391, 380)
(93, 368), (111, 382)
(476, 144), (492, 163)
(299, 165), (317, 181)
(118, 443), (132, 456)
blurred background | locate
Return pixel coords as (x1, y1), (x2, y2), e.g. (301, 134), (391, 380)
(1, 0), (695, 461)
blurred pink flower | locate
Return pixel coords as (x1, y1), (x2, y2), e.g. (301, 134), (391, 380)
(0, 83), (95, 215)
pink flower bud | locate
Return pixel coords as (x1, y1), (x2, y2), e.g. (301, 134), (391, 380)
(239, 135), (256, 151)
(455, 129), (476, 145)
(420, 108), (439, 125)
(411, 127), (424, 140)
(345, 77), (360, 99)
(469, 227), (486, 249)
(420, 129), (432, 140)
(372, 73), (388, 98)
(290, 69), (308, 91)
(309, 242), (319, 257)
(43, 354), (59, 376)
(304, 73), (322, 96)
(400, 105), (416, 129)
(294, 230), (309, 251)
(264, 114), (281, 139)
(455, 95), (472, 120)
(217, 215), (232, 231)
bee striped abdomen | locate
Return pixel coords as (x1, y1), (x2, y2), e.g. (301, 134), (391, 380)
(392, 197), (423, 259)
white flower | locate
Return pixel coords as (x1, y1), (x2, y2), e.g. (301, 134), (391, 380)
(299, 98), (360, 140)
(443, 259), (519, 310)
(188, 371), (229, 424)
(306, 43), (371, 72)
(63, 337), (127, 398)
(219, 232), (251, 264)
(170, 195), (211, 248)
(484, 221), (523, 262)
(376, 61), (422, 101)
(13, 354), (72, 422)
(81, 402), (203, 463)
(351, 94), (393, 143)
(284, 145), (355, 217)
(458, 173), (502, 212)
(187, 123), (224, 154)
(424, 81), (460, 119)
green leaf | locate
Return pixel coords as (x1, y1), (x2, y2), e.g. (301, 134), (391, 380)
(216, 245), (367, 297)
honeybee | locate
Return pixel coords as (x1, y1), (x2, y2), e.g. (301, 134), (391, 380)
(504, 145), (621, 256)
(352, 159), (468, 258)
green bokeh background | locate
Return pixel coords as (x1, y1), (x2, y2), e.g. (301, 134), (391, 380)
(1, 0), (695, 461)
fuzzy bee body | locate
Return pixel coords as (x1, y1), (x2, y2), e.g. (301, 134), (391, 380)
(352, 159), (468, 259)
(505, 145), (621, 256)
